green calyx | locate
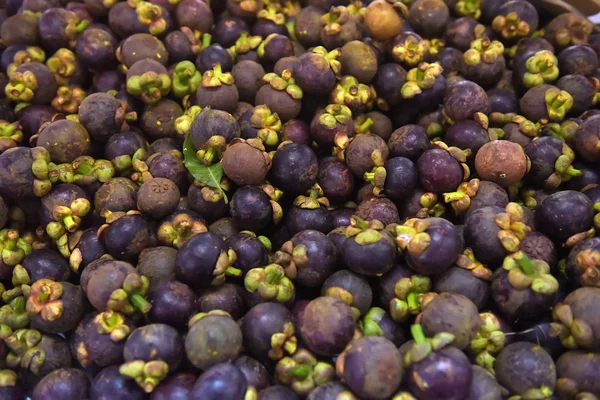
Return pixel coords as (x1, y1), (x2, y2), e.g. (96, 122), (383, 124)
(392, 35), (429, 67)
(45, 197), (91, 240)
(0, 121), (23, 144)
(330, 76), (376, 110)
(264, 69), (303, 100)
(107, 273), (152, 315)
(426, 39), (445, 57)
(158, 212), (207, 249)
(201, 63), (234, 88)
(492, 12), (531, 40)
(250, 105), (282, 147)
(394, 218), (433, 257)
(260, 183), (284, 224)
(25, 279), (64, 321)
(470, 312), (506, 373)
(364, 165), (387, 197)
(175, 105), (202, 136)
(234, 0), (258, 13)
(5, 70), (38, 103)
(523, 51), (559, 88)
(120, 360), (169, 393)
(574, 248), (600, 288)
(0, 369), (18, 388)
(321, 6), (350, 36)
(4, 328), (47, 374)
(405, 324), (455, 366)
(64, 16), (89, 43)
(1, 325), (46, 374)
(443, 179), (480, 215)
(503, 251), (559, 295)
(135, 1), (167, 36)
(211, 249), (240, 286)
(245, 264), (295, 303)
(52, 86), (86, 114)
(543, 142), (581, 188)
(463, 38), (504, 66)
(46, 49), (77, 85)
(546, 120), (579, 144)
(257, 4), (285, 25)
(495, 203), (531, 253)
(402, 62), (444, 99)
(550, 302), (594, 349)
(0, 296), (29, 330)
(313, 47), (342, 75)
(0, 229), (32, 267)
(6, 47), (45, 76)
(345, 217), (385, 245)
(390, 275), (432, 322)
(231, 32), (262, 56)
(545, 88), (573, 122)
(319, 104), (352, 129)
(269, 321), (297, 360)
(354, 115), (374, 135)
(294, 185), (329, 210)
(455, 0), (481, 19)
(126, 71), (171, 105)
(195, 135), (227, 166)
(456, 248), (493, 280)
(172, 61), (201, 98)
(359, 307), (385, 336)
(71, 156), (115, 184)
(94, 310), (130, 342)
(276, 349), (335, 397)
(417, 192), (445, 218)
(509, 386), (554, 400)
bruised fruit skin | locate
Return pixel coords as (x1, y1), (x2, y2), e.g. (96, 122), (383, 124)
(475, 140), (529, 187)
(31, 368), (90, 400)
(340, 336), (403, 399)
(299, 296), (356, 356)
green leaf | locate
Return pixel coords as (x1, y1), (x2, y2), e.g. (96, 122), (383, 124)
(183, 135), (228, 203)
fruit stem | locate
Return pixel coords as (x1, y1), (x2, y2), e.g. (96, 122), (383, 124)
(407, 292), (419, 310)
(516, 253), (535, 275)
(563, 166), (582, 177)
(288, 365), (310, 381)
(411, 324), (426, 344)
(226, 267), (242, 277)
(130, 294), (151, 314)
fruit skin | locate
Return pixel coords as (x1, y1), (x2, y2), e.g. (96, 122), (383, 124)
(434, 267), (490, 310)
(152, 373), (196, 400)
(269, 143), (319, 196)
(495, 342), (557, 398)
(341, 336), (403, 399)
(124, 323), (184, 372)
(420, 293), (482, 350)
(443, 80), (490, 122)
(191, 362), (248, 400)
(31, 368), (90, 400)
(535, 190), (593, 244)
(299, 296), (356, 356)
(364, 0), (404, 41)
(91, 365), (146, 400)
(185, 313), (243, 371)
(475, 140), (529, 187)
(405, 344), (473, 400)
(417, 148), (464, 194)
(556, 351), (600, 399)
